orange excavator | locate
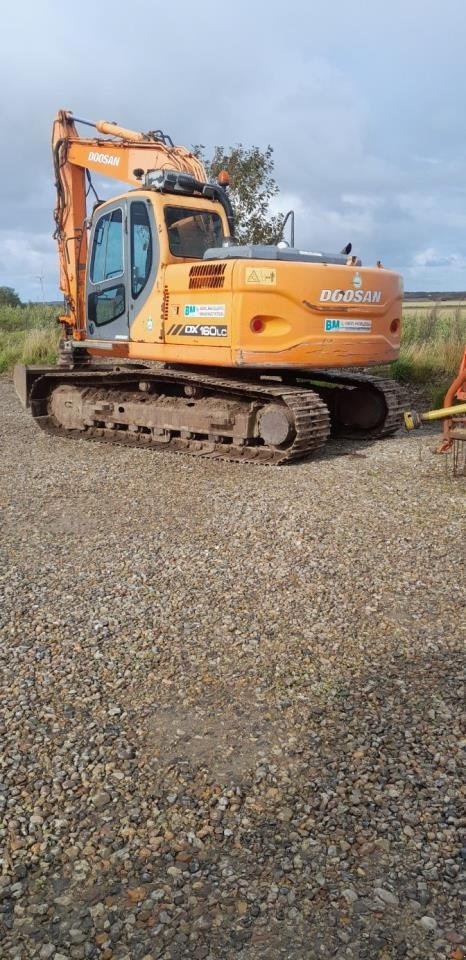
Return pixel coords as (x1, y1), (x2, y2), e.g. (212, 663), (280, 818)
(15, 110), (404, 463)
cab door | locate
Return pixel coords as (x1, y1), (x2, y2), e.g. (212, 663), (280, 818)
(86, 200), (129, 341)
(128, 198), (159, 337)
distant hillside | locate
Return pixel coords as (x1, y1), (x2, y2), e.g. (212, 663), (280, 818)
(25, 300), (62, 308)
(404, 291), (466, 301)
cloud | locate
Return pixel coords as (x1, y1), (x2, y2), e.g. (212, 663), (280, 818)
(273, 194), (381, 254)
(2, 0), (466, 296)
(405, 247), (466, 290)
(0, 231), (57, 301)
(411, 248), (466, 270)
(412, 248), (448, 269)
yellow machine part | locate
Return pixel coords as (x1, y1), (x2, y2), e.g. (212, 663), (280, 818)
(404, 403), (466, 430)
(87, 191), (402, 371)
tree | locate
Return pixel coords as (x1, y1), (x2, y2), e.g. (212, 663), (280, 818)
(195, 144), (285, 246)
(0, 286), (21, 307)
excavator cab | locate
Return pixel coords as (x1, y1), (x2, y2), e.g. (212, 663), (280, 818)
(85, 188), (231, 344)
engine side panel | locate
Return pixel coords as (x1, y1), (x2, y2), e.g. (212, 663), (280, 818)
(86, 253), (402, 371)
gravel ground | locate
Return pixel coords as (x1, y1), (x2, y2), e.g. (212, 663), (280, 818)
(0, 377), (464, 960)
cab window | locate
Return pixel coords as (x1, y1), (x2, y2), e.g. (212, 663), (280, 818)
(90, 208), (124, 283)
(164, 206), (224, 259)
(131, 201), (153, 298)
(88, 285), (125, 327)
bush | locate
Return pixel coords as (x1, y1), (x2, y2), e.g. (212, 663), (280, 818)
(0, 304), (57, 332)
(0, 305), (60, 372)
(21, 327), (60, 365)
(390, 357), (415, 383)
(0, 286), (21, 307)
(395, 304), (466, 402)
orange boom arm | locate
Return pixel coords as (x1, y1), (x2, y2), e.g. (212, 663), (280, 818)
(52, 110), (206, 334)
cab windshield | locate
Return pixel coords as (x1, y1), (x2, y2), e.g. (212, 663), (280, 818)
(164, 206), (224, 259)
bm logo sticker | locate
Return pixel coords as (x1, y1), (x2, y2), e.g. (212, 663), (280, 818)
(324, 319), (372, 333)
(183, 304), (226, 319)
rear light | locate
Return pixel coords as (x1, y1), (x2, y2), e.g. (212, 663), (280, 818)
(250, 317), (265, 333)
(390, 318), (400, 334)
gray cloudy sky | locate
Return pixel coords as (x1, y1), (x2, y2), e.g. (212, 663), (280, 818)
(2, 0), (466, 299)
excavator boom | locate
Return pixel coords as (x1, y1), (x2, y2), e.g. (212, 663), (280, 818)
(52, 110), (206, 332)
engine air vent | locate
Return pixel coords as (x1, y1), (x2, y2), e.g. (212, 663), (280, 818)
(189, 263), (226, 289)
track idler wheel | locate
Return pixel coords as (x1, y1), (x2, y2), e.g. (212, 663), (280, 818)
(258, 403), (295, 447)
(336, 385), (386, 431)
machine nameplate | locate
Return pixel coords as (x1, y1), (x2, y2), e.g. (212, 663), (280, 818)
(167, 323), (228, 337)
(320, 289), (382, 304)
(88, 151), (120, 168)
(324, 319), (372, 332)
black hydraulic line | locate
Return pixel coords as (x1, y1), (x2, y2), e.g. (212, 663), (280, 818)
(67, 115), (98, 129)
(212, 184), (235, 240)
(86, 170), (100, 203)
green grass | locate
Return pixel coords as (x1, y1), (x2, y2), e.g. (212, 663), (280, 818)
(391, 303), (466, 403)
(0, 305), (60, 373)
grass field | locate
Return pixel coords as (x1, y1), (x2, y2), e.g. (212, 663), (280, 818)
(390, 302), (465, 405)
(0, 305), (60, 374)
(1, 301), (465, 404)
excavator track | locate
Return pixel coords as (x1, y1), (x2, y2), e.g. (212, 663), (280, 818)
(29, 367), (331, 465)
(167, 366), (404, 442)
(285, 369), (403, 440)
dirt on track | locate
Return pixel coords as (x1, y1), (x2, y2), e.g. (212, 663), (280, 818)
(0, 377), (464, 960)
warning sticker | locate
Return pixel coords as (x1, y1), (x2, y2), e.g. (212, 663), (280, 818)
(245, 267), (277, 285)
(184, 304), (225, 319)
(324, 319), (372, 333)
